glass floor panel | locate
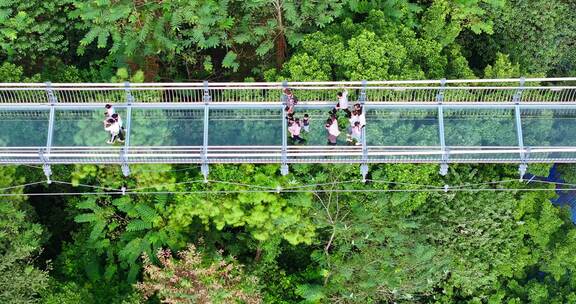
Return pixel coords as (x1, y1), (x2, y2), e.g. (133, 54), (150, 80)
(208, 108), (283, 145)
(0, 109), (49, 147)
(522, 108), (576, 147)
(366, 108), (440, 146)
(444, 108), (517, 146)
(53, 108), (127, 146)
(130, 109), (204, 146)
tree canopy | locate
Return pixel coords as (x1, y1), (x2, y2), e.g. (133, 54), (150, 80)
(1, 0), (575, 303)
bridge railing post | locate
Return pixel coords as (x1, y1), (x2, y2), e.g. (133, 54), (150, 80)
(360, 80), (368, 182)
(280, 81), (289, 176)
(201, 80), (211, 181)
(121, 81), (134, 177)
(514, 77), (527, 180)
(437, 78), (449, 176)
(43, 82), (57, 183)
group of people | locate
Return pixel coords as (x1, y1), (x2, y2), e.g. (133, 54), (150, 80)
(103, 104), (125, 144)
(285, 88), (366, 146)
(102, 88), (366, 146)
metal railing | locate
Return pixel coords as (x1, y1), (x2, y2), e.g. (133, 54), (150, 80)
(0, 78), (575, 104)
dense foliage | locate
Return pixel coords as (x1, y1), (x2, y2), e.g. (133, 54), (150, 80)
(1, 0), (576, 303)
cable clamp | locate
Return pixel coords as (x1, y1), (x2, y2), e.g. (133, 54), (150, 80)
(39, 148), (52, 184)
(120, 147), (130, 177)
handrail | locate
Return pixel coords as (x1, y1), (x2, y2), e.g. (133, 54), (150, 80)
(0, 77), (575, 87)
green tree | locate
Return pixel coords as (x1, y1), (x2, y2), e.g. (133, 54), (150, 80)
(234, 0), (344, 67)
(0, 0), (71, 60)
(285, 164), (449, 303)
(0, 166), (49, 303)
(70, 0), (234, 79)
(170, 164), (316, 246)
(0, 61), (40, 82)
(270, 10), (475, 81)
(483, 52), (521, 78)
(464, 0), (576, 75)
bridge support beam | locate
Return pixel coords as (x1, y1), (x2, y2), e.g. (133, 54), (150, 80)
(360, 80), (368, 182)
(280, 81), (289, 176)
(43, 82), (57, 183)
(514, 77), (527, 180)
(121, 81), (134, 177)
(201, 81), (211, 181)
(437, 79), (449, 176)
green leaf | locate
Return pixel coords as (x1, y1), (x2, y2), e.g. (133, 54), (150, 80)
(89, 220), (106, 241)
(126, 219), (152, 232)
(255, 40), (273, 57)
(221, 50), (239, 71)
(74, 213), (98, 223)
(77, 198), (98, 210)
(135, 204), (158, 223)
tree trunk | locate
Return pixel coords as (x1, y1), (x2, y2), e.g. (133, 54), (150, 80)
(275, 33), (287, 68)
(144, 55), (160, 82)
(273, 0), (286, 68)
(255, 247), (262, 262)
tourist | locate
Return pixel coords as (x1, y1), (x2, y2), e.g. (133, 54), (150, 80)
(289, 118), (305, 144)
(111, 113), (125, 142)
(336, 89), (351, 115)
(283, 88), (298, 115)
(325, 118), (340, 145)
(349, 121), (362, 146)
(358, 106), (366, 128)
(104, 118), (121, 144)
(287, 113), (295, 126)
(302, 114), (310, 133)
(105, 104), (115, 117)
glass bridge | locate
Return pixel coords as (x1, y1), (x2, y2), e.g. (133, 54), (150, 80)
(1, 78), (576, 181)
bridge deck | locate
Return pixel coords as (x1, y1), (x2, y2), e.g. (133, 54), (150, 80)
(1, 78), (576, 179)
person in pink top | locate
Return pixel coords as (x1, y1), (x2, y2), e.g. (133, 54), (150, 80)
(288, 117), (305, 144)
(349, 121), (362, 145)
(325, 118), (340, 145)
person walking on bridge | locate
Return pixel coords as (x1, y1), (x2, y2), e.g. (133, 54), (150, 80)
(335, 89), (351, 116)
(283, 88), (298, 116)
(104, 118), (122, 144)
(289, 117), (305, 144)
(105, 104), (115, 117)
(111, 113), (125, 142)
(325, 118), (340, 145)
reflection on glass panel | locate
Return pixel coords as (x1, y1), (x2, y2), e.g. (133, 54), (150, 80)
(130, 109), (204, 146)
(0, 110), (49, 146)
(53, 109), (127, 146)
(209, 109), (282, 145)
(444, 108), (517, 146)
(522, 108), (576, 146)
(366, 108), (439, 146)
